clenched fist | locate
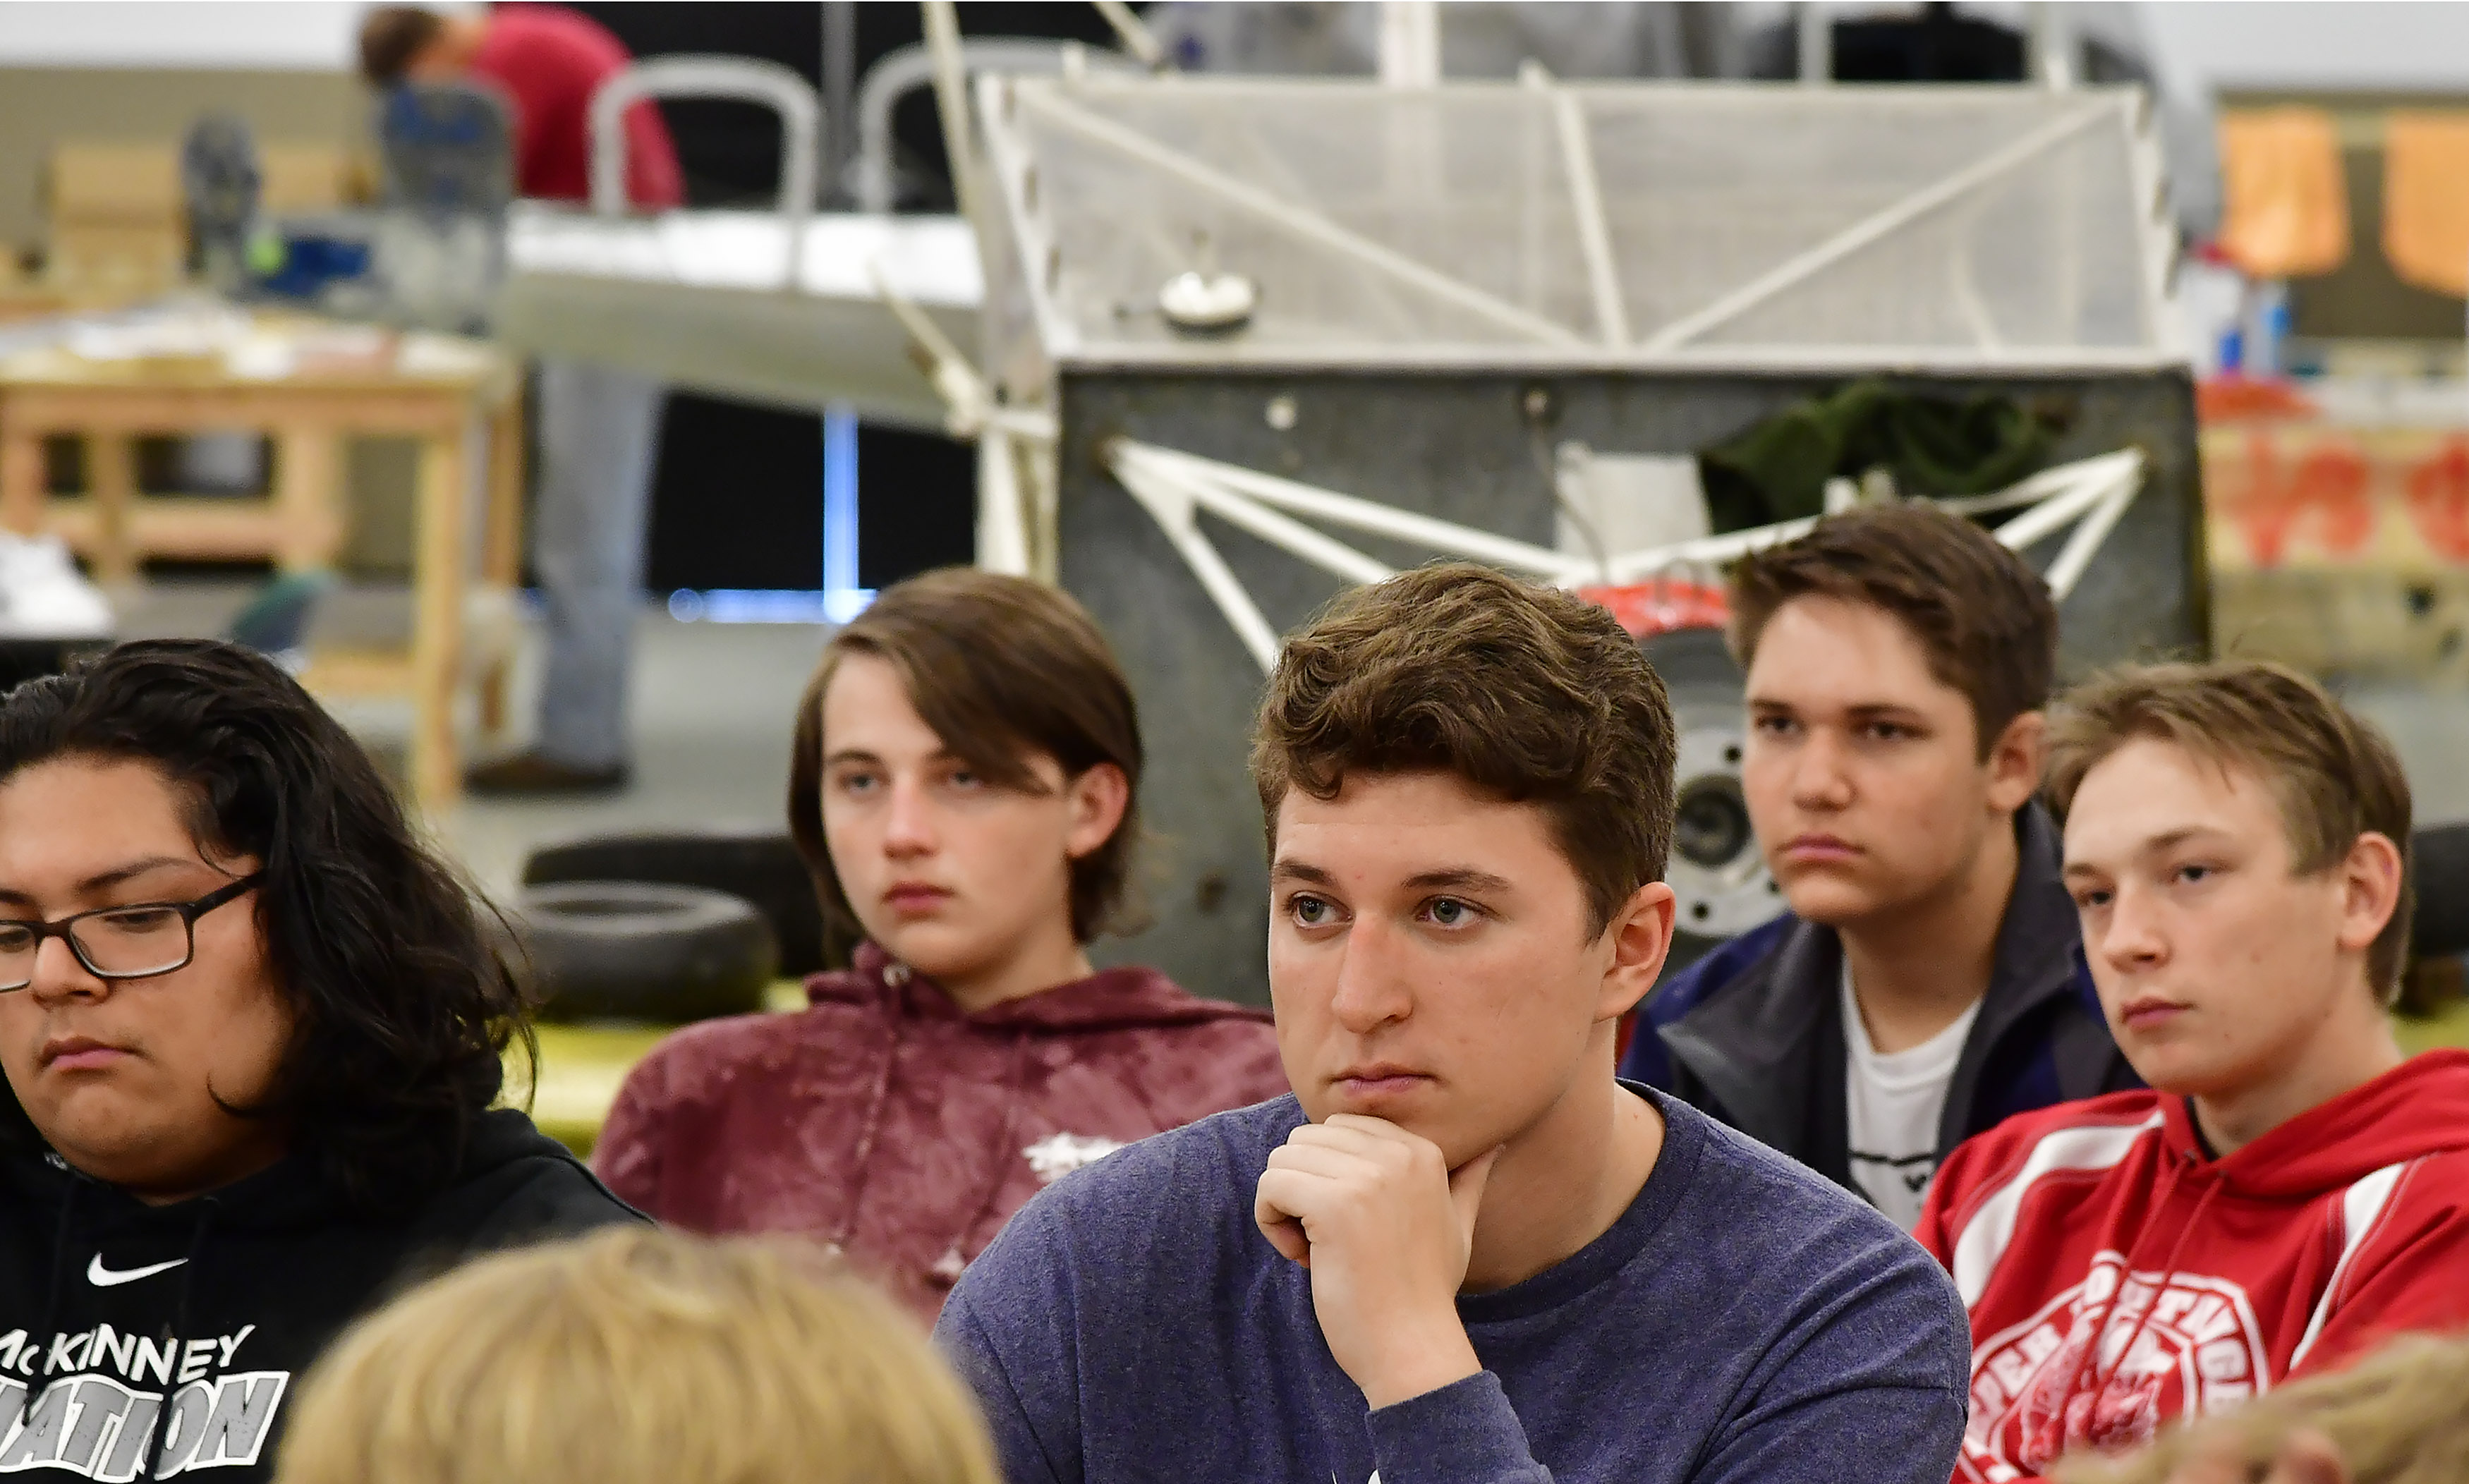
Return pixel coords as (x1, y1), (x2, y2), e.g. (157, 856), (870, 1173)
(1254, 1114), (1502, 1409)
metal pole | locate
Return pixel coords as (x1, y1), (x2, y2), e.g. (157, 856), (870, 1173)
(823, 403), (864, 618)
(2031, 3), (2075, 90)
(1090, 0), (1167, 70)
(919, 1), (987, 233)
(823, 1), (856, 203)
(1797, 3), (1831, 86)
(1378, 1), (1441, 87)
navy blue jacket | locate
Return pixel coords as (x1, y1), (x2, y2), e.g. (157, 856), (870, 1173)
(1618, 803), (2138, 1200)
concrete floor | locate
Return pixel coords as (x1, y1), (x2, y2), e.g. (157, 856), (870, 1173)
(109, 580), (2469, 909)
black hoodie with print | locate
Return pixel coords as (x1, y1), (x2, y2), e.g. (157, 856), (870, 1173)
(0, 1109), (641, 1482)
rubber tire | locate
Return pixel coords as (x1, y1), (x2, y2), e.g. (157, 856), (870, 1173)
(523, 829), (827, 975)
(2413, 822), (2469, 959)
(509, 882), (779, 1024)
(1638, 626), (1764, 986)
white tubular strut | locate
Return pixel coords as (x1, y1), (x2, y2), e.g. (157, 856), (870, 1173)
(977, 425), (1032, 576)
(1108, 445), (1282, 671)
(1102, 439), (2148, 670)
(1115, 443), (1589, 579)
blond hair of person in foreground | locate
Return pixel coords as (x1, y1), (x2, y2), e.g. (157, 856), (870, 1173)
(275, 1226), (1001, 1484)
(2057, 1332), (2469, 1484)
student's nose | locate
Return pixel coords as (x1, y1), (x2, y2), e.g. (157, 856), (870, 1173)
(880, 777), (938, 857)
(1326, 918), (1412, 1035)
(2096, 884), (2169, 972)
(24, 931), (105, 1006)
(1788, 729), (1855, 811)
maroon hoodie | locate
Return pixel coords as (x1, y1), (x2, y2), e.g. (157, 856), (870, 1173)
(592, 943), (1287, 1321)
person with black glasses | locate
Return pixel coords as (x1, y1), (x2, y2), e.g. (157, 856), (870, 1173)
(0, 640), (638, 1484)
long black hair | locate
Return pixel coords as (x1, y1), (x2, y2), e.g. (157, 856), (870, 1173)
(0, 639), (533, 1217)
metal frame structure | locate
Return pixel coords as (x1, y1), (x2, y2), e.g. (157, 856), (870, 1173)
(950, 70), (2185, 684)
(976, 73), (2183, 371)
(1100, 439), (2147, 674)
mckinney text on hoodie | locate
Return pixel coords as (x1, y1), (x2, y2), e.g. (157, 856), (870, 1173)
(0, 1109), (640, 1483)
(593, 941), (1290, 1321)
(1914, 1049), (2469, 1480)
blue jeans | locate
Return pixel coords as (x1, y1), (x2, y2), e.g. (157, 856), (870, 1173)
(533, 358), (665, 771)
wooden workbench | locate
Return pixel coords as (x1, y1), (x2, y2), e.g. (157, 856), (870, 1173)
(0, 322), (526, 814)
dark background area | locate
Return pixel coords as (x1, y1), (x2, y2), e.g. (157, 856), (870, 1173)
(566, 3), (1117, 592)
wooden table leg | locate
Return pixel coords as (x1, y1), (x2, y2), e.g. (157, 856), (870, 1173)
(483, 394), (524, 589)
(272, 427), (344, 571)
(0, 425), (42, 537)
(477, 394), (524, 737)
(408, 422), (470, 815)
(88, 435), (135, 584)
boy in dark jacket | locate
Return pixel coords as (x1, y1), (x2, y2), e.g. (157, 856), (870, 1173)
(0, 641), (637, 1484)
(1619, 504), (2135, 1228)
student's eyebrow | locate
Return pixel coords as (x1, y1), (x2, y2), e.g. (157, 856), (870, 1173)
(820, 748), (883, 769)
(1268, 860), (1337, 889)
(2063, 826), (2230, 879)
(0, 856), (198, 908)
(1742, 696), (1926, 720)
(2140, 826), (2231, 856)
(1402, 867), (1513, 894)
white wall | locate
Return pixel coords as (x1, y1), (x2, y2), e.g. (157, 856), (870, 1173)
(2142, 1), (2469, 95)
(0, 1), (372, 71)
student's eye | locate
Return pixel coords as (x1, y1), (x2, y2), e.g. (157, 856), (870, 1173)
(1864, 722), (1913, 742)
(2073, 888), (2112, 911)
(835, 770), (882, 796)
(2173, 863), (2212, 886)
(1288, 894), (1336, 928)
(1421, 897), (1481, 928)
(1751, 714), (1796, 736)
(947, 769), (983, 790)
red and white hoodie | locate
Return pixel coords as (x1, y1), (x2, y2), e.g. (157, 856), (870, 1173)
(1913, 1050), (2469, 1482)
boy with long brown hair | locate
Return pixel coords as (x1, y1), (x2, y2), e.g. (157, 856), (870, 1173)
(593, 571), (1285, 1322)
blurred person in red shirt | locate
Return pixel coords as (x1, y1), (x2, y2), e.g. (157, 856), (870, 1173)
(362, 6), (682, 794)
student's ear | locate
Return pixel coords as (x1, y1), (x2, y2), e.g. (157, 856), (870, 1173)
(1983, 709), (2048, 815)
(2334, 829), (2405, 955)
(1596, 882), (1676, 1023)
(1062, 762), (1132, 861)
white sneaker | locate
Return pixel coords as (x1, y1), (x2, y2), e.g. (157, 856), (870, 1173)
(0, 534), (114, 640)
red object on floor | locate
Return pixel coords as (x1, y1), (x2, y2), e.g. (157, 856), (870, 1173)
(1579, 580), (1730, 639)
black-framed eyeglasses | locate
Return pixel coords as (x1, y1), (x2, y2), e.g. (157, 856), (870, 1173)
(0, 874), (264, 992)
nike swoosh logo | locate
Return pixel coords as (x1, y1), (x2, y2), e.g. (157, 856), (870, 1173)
(87, 1255), (186, 1287)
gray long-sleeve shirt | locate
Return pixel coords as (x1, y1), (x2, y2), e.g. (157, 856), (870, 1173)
(935, 1085), (1970, 1484)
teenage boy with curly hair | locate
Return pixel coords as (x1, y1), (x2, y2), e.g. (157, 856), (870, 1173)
(936, 564), (1970, 1484)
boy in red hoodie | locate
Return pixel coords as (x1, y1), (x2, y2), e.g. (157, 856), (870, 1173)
(1914, 659), (2469, 1481)
(593, 571), (1288, 1322)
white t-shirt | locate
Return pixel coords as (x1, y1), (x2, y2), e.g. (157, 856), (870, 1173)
(1841, 963), (1980, 1231)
